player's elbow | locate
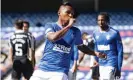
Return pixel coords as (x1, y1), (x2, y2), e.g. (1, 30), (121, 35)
(47, 33), (58, 42)
(48, 37), (58, 42)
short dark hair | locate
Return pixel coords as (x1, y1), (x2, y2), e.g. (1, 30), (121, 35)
(62, 2), (73, 7)
(98, 12), (110, 23)
(82, 32), (88, 39)
(15, 19), (23, 29)
(23, 21), (30, 27)
(61, 2), (79, 18)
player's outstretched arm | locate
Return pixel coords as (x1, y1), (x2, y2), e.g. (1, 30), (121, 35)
(77, 44), (106, 58)
(77, 50), (85, 64)
(46, 18), (75, 42)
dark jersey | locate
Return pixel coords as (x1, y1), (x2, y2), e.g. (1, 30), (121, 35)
(27, 32), (36, 51)
(9, 30), (31, 60)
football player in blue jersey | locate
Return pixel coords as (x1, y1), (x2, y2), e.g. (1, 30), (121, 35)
(93, 12), (123, 80)
(30, 3), (105, 80)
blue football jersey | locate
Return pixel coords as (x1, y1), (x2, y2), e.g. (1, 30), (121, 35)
(38, 23), (82, 74)
(93, 27), (123, 71)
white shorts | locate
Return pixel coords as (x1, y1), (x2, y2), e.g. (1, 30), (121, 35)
(99, 66), (116, 80)
(30, 69), (68, 80)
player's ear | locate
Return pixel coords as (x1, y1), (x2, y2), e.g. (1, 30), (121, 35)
(58, 11), (60, 16)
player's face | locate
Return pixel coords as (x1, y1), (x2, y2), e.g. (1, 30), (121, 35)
(23, 23), (29, 32)
(97, 15), (107, 28)
(59, 6), (74, 24)
(82, 34), (88, 40)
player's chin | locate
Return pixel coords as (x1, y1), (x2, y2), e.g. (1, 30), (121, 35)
(63, 20), (69, 25)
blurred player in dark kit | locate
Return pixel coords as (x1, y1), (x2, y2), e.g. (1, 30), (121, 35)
(8, 19), (34, 80)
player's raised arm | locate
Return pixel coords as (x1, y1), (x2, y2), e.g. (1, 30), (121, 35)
(78, 44), (106, 59)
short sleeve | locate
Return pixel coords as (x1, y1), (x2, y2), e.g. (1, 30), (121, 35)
(44, 23), (55, 38)
(27, 35), (32, 48)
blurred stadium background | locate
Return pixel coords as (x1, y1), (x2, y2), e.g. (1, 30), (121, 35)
(1, 0), (133, 80)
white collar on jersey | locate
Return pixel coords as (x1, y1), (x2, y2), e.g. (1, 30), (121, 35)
(15, 30), (24, 33)
(56, 22), (63, 29)
(99, 26), (110, 33)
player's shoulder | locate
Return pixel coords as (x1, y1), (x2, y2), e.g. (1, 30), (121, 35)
(27, 32), (34, 37)
(10, 33), (16, 39)
(28, 32), (32, 35)
(71, 26), (81, 32)
(92, 27), (99, 34)
(45, 22), (58, 31)
(110, 27), (119, 34)
(45, 22), (56, 27)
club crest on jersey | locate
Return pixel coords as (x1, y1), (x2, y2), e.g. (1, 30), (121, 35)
(106, 35), (110, 40)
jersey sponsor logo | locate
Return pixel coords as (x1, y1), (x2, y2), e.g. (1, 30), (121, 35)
(53, 44), (71, 54)
(12, 39), (26, 44)
(16, 35), (27, 38)
(97, 45), (110, 50)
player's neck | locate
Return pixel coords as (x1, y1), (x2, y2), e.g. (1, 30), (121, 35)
(15, 29), (24, 33)
(57, 19), (68, 28)
(16, 28), (23, 31)
(100, 25), (109, 31)
(56, 21), (63, 28)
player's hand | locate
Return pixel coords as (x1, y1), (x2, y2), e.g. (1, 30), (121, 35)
(70, 64), (77, 73)
(67, 18), (76, 28)
(70, 67), (77, 73)
(95, 52), (106, 59)
(115, 69), (121, 79)
(90, 60), (99, 69)
(29, 57), (32, 61)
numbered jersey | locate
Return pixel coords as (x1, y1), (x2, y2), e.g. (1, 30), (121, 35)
(9, 30), (31, 59)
